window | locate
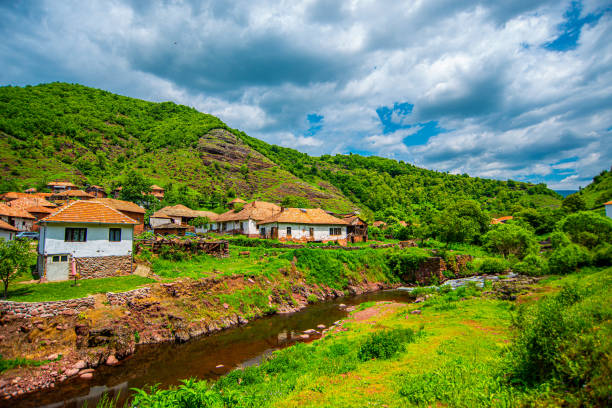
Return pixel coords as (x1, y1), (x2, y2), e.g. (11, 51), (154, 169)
(60, 255), (68, 262)
(287, 227), (292, 237)
(260, 227), (266, 236)
(52, 255), (60, 262)
(330, 227), (342, 236)
(109, 228), (121, 242)
(65, 228), (87, 242)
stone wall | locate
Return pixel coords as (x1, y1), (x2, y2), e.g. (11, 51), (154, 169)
(106, 287), (152, 306)
(75, 256), (132, 279)
(0, 297), (95, 320)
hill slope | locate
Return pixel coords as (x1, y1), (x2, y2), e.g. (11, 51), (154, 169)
(0, 82), (562, 216)
(573, 168), (612, 209)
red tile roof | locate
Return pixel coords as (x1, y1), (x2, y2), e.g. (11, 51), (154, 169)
(26, 206), (55, 214)
(605, 201), (612, 205)
(52, 189), (94, 198)
(93, 198), (146, 214)
(0, 203), (35, 219)
(47, 181), (77, 187)
(217, 201), (281, 222)
(0, 219), (18, 232)
(0, 192), (32, 201)
(258, 208), (348, 225)
(8, 197), (56, 209)
(40, 201), (138, 225)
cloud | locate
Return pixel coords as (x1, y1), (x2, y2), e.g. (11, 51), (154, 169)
(0, 0), (611, 189)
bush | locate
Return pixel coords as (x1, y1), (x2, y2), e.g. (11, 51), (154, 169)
(357, 328), (416, 361)
(548, 244), (591, 274)
(482, 223), (538, 260)
(592, 243), (612, 267)
(558, 212), (612, 249)
(512, 254), (548, 276)
(475, 257), (510, 275)
(550, 231), (571, 249)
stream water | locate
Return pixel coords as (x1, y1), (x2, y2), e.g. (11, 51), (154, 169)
(8, 290), (415, 408)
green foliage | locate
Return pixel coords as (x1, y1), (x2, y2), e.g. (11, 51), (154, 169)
(549, 230), (571, 249)
(0, 239), (33, 298)
(505, 271), (612, 405)
(483, 223), (538, 259)
(189, 216), (210, 228)
(548, 244), (592, 274)
(593, 243), (612, 267)
(0, 354), (60, 373)
(280, 195), (311, 208)
(434, 200), (489, 244)
(558, 211), (612, 249)
(119, 169), (153, 205)
(512, 254), (549, 276)
(357, 328), (416, 361)
(386, 248), (430, 282)
(561, 194), (587, 213)
(575, 168), (612, 209)
(475, 257), (510, 275)
(513, 207), (560, 235)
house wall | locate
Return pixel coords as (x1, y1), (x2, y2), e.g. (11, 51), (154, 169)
(0, 229), (14, 241)
(259, 223), (347, 241)
(195, 222), (218, 234)
(38, 223), (133, 257)
(121, 210), (145, 234)
(219, 219), (258, 236)
(150, 216), (172, 228)
(0, 215), (34, 231)
(606, 205), (612, 219)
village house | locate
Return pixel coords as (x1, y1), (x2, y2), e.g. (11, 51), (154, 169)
(491, 216), (513, 225)
(50, 189), (94, 204)
(150, 185), (165, 200)
(0, 192), (35, 203)
(93, 198), (146, 234)
(8, 197), (57, 231)
(0, 219), (18, 241)
(37, 200), (138, 281)
(111, 186), (122, 199)
(340, 214), (369, 243)
(24, 188), (37, 194)
(216, 201), (281, 237)
(0, 203), (36, 231)
(85, 185), (107, 198)
(228, 197), (246, 209)
(257, 207), (348, 243)
(150, 204), (218, 235)
(372, 220), (387, 229)
(47, 181), (78, 194)
(605, 201), (612, 218)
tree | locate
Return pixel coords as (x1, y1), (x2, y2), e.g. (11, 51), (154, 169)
(434, 200), (489, 245)
(281, 195), (311, 208)
(558, 212), (612, 249)
(0, 239), (32, 298)
(483, 224), (538, 259)
(561, 194), (586, 213)
(119, 170), (153, 206)
(189, 216), (211, 229)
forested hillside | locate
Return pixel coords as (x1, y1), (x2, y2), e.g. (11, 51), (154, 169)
(571, 168), (612, 209)
(0, 82), (563, 218)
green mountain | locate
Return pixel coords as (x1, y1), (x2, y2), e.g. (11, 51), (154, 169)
(574, 168), (612, 209)
(0, 82), (562, 218)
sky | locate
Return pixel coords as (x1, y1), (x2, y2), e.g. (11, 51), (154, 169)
(1, 0), (611, 189)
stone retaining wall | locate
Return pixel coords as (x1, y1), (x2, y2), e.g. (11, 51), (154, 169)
(106, 287), (152, 306)
(0, 297), (95, 320)
(75, 256), (132, 279)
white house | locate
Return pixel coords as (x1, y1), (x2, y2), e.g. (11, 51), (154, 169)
(257, 208), (348, 242)
(0, 203), (35, 231)
(606, 201), (612, 218)
(37, 201), (138, 281)
(150, 204), (219, 232)
(0, 219), (18, 241)
(216, 201), (281, 237)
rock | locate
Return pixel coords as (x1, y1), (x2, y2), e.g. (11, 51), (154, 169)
(175, 330), (190, 343)
(74, 324), (89, 336)
(64, 368), (79, 377)
(73, 360), (87, 370)
(215, 364), (224, 368)
(106, 355), (119, 366)
(247, 278), (255, 284)
(36, 324), (45, 331)
(222, 303), (230, 310)
(414, 297), (425, 303)
(338, 303), (346, 308)
(79, 373), (93, 380)
(46, 353), (58, 361)
(345, 306), (356, 312)
(79, 368), (94, 375)
(299, 334), (310, 339)
(410, 310), (422, 315)
(303, 329), (316, 334)
(316, 324), (326, 329)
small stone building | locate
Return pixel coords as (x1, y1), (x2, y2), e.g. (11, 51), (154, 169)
(37, 200), (138, 281)
(257, 207), (348, 243)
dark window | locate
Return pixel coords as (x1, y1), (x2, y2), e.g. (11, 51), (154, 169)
(330, 227), (333, 235)
(60, 255), (68, 262)
(109, 228), (121, 242)
(287, 227), (292, 236)
(260, 227), (266, 236)
(52, 255), (60, 262)
(65, 228), (87, 242)
(330, 227), (342, 236)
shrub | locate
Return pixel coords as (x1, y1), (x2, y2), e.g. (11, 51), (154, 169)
(386, 248), (430, 282)
(357, 328), (416, 361)
(482, 223), (538, 260)
(558, 212), (612, 249)
(476, 257), (510, 275)
(548, 244), (591, 274)
(550, 231), (571, 249)
(512, 254), (548, 276)
(592, 243), (612, 267)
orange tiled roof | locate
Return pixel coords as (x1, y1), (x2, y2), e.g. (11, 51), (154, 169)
(258, 208), (348, 225)
(0, 203), (35, 219)
(8, 197), (56, 209)
(24, 188), (37, 193)
(93, 198), (145, 214)
(0, 192), (32, 201)
(52, 189), (94, 198)
(0, 219), (19, 232)
(217, 201), (281, 222)
(25, 206), (55, 214)
(35, 193), (53, 198)
(47, 181), (77, 187)
(40, 201), (138, 225)
(150, 185), (164, 191)
(491, 216), (514, 225)
(605, 201), (612, 205)
(229, 197), (246, 204)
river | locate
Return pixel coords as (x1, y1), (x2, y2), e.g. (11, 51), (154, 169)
(8, 290), (414, 408)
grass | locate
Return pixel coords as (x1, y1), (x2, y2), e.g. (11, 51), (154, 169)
(0, 354), (61, 373)
(5, 275), (155, 302)
(123, 266), (612, 408)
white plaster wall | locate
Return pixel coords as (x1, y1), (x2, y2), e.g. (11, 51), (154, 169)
(39, 223), (133, 257)
(195, 222), (218, 233)
(150, 217), (172, 227)
(259, 223), (346, 241)
(0, 216), (34, 231)
(606, 205), (612, 219)
(0, 230), (14, 241)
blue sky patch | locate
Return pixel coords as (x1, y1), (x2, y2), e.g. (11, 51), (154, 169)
(404, 121), (446, 146)
(376, 102), (414, 133)
(545, 1), (605, 51)
(305, 113), (324, 136)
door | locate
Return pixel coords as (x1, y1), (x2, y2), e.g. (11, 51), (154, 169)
(271, 227), (278, 239)
(309, 228), (314, 239)
(46, 254), (70, 281)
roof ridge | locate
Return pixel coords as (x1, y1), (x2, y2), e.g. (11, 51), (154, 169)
(90, 200), (139, 223)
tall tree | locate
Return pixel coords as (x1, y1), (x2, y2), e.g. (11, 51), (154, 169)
(0, 239), (32, 298)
